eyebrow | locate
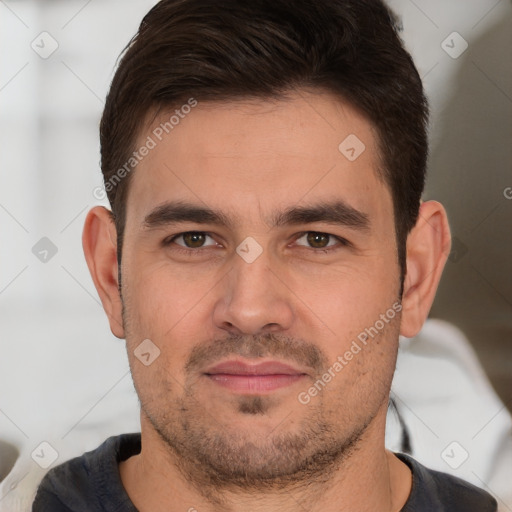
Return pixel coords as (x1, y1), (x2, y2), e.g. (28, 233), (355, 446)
(143, 201), (234, 229)
(143, 199), (370, 232)
(271, 201), (370, 232)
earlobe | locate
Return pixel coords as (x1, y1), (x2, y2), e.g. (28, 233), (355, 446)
(400, 201), (451, 338)
(82, 206), (125, 339)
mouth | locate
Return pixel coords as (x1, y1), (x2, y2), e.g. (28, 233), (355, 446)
(204, 359), (308, 393)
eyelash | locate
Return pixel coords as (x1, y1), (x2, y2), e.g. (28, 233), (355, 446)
(163, 231), (351, 255)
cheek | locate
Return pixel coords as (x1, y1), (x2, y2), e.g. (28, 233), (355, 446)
(290, 254), (399, 334)
(128, 259), (212, 322)
(122, 260), (218, 373)
(121, 276), (194, 401)
(289, 256), (401, 403)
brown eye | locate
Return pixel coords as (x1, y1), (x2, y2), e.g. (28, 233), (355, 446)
(294, 231), (348, 251)
(306, 232), (330, 248)
(165, 231), (220, 253)
(182, 232), (207, 248)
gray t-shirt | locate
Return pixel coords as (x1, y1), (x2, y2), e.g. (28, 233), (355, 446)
(32, 433), (498, 512)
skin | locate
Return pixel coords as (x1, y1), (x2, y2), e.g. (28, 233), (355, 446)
(83, 90), (451, 512)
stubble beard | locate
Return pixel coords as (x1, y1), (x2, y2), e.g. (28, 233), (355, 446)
(143, 388), (372, 496)
(132, 338), (378, 502)
(121, 295), (394, 502)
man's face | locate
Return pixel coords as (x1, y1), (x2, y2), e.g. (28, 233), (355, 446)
(120, 90), (402, 487)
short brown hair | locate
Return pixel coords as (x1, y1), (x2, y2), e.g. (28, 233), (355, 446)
(100, 0), (428, 286)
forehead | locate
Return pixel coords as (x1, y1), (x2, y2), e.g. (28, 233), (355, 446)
(126, 90), (391, 228)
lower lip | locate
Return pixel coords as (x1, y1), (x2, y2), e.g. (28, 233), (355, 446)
(206, 373), (305, 393)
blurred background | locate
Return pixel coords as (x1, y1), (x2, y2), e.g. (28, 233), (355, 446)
(0, 0), (511, 504)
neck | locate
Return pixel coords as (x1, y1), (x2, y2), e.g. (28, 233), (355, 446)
(119, 404), (412, 512)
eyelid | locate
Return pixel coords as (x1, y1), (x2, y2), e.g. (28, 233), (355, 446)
(293, 231), (351, 249)
(164, 231), (219, 248)
(162, 230), (351, 252)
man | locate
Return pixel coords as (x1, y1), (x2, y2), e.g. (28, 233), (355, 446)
(33, 0), (498, 510)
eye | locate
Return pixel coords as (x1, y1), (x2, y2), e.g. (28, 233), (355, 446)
(169, 231), (218, 249)
(295, 231), (347, 250)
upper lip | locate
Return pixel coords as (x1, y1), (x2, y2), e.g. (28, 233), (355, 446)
(204, 359), (307, 376)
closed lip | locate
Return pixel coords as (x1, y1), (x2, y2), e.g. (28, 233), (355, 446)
(204, 359), (308, 376)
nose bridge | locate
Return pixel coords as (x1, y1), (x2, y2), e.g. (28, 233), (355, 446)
(230, 247), (277, 308)
(213, 244), (294, 334)
(231, 234), (275, 292)
(233, 251), (271, 295)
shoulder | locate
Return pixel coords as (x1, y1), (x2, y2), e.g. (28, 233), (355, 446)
(32, 433), (141, 512)
(396, 453), (497, 512)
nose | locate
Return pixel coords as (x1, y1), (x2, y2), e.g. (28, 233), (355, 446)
(212, 251), (294, 336)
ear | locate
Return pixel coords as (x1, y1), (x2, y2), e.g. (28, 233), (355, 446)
(82, 206), (125, 339)
(400, 200), (451, 338)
